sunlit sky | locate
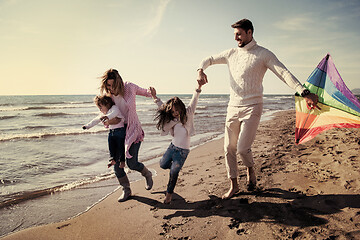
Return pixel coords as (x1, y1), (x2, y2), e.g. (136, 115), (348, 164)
(0, 0), (359, 95)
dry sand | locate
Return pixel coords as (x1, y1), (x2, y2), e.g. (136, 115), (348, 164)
(2, 110), (360, 240)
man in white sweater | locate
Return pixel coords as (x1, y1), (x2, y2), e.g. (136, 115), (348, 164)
(197, 19), (318, 199)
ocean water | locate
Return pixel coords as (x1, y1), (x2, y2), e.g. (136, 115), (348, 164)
(0, 94), (295, 237)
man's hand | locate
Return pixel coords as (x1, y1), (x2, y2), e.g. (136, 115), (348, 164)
(304, 93), (320, 110)
(197, 69), (208, 83)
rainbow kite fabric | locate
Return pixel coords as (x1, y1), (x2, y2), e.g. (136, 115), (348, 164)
(295, 54), (360, 144)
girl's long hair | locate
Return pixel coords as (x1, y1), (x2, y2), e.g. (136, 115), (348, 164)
(155, 97), (187, 130)
(100, 69), (125, 96)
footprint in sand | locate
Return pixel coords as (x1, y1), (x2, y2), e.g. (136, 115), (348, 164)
(150, 206), (158, 212)
(344, 180), (354, 189)
(193, 178), (204, 186)
(56, 223), (70, 229)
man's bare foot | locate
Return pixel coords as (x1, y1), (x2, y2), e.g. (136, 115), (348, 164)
(222, 178), (239, 199)
(246, 167), (257, 191)
(222, 186), (240, 199)
(247, 167), (256, 183)
(164, 193), (172, 204)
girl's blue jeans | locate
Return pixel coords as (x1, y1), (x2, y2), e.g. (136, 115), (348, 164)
(108, 127), (144, 178)
(160, 143), (190, 194)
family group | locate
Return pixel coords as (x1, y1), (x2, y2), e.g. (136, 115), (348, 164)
(82, 19), (318, 204)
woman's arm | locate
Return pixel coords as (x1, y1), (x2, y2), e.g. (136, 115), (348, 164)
(100, 105), (123, 125)
(103, 105), (123, 120)
(130, 82), (152, 98)
(103, 117), (122, 126)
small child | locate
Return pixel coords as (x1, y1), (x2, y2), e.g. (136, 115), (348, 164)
(83, 95), (125, 169)
(150, 79), (206, 204)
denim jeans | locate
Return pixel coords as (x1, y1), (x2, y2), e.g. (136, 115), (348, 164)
(108, 128), (126, 163)
(160, 143), (190, 193)
(109, 127), (144, 178)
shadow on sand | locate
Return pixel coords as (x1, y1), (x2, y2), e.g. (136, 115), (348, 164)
(131, 188), (360, 227)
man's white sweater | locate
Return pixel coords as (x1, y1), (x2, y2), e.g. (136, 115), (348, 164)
(198, 39), (305, 107)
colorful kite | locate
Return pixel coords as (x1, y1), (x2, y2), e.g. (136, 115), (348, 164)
(295, 54), (360, 144)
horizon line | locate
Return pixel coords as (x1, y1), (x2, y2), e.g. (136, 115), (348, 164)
(0, 93), (301, 97)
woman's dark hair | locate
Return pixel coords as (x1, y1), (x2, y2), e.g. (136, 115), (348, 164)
(155, 97), (187, 130)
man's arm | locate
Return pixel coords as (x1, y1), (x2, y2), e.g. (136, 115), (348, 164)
(265, 51), (319, 108)
(197, 50), (230, 84)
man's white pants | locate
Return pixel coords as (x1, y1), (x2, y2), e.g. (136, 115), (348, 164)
(224, 103), (263, 179)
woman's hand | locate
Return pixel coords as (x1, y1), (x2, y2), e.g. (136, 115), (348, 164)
(149, 87), (157, 99)
(100, 116), (109, 122)
(106, 117), (122, 125)
(100, 116), (109, 126)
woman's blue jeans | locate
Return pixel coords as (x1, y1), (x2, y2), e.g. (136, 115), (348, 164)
(160, 143), (190, 194)
(108, 127), (144, 178)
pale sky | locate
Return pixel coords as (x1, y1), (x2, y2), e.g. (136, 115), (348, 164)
(0, 0), (359, 95)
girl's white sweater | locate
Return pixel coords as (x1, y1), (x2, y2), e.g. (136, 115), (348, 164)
(155, 90), (200, 149)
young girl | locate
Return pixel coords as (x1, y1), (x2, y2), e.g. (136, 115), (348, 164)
(100, 68), (154, 202)
(150, 79), (206, 204)
(82, 95), (125, 169)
